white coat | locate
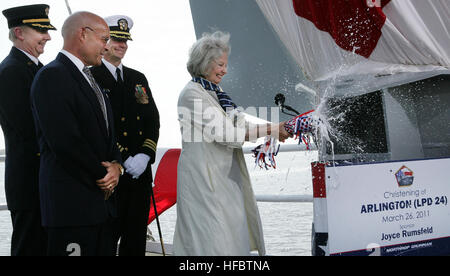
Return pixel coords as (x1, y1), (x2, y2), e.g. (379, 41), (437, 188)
(173, 80), (265, 256)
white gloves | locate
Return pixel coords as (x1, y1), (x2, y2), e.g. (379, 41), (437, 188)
(123, 153), (151, 179)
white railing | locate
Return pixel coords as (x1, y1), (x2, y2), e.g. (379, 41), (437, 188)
(0, 153), (5, 211)
(0, 195), (312, 213)
(0, 194), (313, 213)
(0, 152), (4, 211)
(255, 194), (312, 203)
(0, 143), (314, 212)
(242, 143), (316, 154)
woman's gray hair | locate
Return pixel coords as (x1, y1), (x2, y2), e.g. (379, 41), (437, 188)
(187, 31), (231, 78)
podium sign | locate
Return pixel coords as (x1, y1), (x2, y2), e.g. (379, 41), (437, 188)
(326, 158), (450, 256)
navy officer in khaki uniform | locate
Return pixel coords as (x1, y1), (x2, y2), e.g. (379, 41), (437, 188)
(91, 15), (160, 256)
(0, 4), (56, 256)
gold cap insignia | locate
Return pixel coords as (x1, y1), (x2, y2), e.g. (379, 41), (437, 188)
(118, 19), (128, 31)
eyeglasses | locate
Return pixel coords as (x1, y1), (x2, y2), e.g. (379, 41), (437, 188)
(83, 26), (110, 44)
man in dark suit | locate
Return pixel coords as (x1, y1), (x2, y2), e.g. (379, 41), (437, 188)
(91, 15), (160, 256)
(0, 4), (56, 256)
(30, 11), (124, 256)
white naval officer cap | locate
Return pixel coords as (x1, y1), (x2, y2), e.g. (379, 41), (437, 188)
(104, 15), (133, 41)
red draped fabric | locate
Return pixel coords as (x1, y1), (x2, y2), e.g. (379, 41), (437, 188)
(292, 0), (391, 58)
(148, 149), (181, 224)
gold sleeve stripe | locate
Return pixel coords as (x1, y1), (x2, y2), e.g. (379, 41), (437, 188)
(22, 18), (50, 23)
(117, 143), (125, 153)
(144, 139), (157, 145)
(144, 140), (156, 146)
(143, 141), (156, 148)
(143, 144), (157, 152)
(143, 139), (157, 151)
(143, 145), (156, 151)
(144, 139), (157, 147)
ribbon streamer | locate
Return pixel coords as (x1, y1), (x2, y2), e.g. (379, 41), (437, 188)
(251, 110), (319, 170)
(284, 110), (318, 150)
(252, 137), (280, 170)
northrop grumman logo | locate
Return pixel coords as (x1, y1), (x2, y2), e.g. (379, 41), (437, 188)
(395, 166), (414, 187)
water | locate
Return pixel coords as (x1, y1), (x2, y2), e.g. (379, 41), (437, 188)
(0, 151), (316, 256)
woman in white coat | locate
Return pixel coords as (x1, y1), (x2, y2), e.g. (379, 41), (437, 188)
(173, 31), (291, 256)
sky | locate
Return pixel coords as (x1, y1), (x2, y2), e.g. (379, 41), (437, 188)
(0, 0), (197, 149)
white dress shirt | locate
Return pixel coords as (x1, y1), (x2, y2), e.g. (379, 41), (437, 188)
(16, 47), (39, 66)
(60, 50), (91, 84)
(102, 58), (123, 81)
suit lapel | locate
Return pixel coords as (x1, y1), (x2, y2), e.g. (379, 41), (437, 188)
(101, 62), (118, 84)
(93, 66), (117, 149)
(56, 53), (109, 140)
(10, 47), (40, 75)
(103, 89), (115, 144)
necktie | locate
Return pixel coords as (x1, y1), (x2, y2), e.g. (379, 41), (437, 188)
(116, 67), (123, 84)
(82, 66), (109, 131)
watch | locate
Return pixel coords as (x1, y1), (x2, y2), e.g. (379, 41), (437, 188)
(118, 164), (124, 176)
(112, 160), (125, 176)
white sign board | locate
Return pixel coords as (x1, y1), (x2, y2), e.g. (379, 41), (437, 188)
(326, 158), (450, 256)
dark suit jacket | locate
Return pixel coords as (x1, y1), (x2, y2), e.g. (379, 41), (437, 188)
(31, 53), (121, 227)
(91, 63), (160, 184)
(0, 47), (42, 211)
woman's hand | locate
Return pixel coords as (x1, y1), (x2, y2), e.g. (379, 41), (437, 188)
(277, 121), (293, 142)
